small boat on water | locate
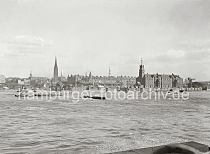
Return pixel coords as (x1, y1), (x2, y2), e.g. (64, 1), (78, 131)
(83, 85), (106, 100)
(83, 95), (91, 98)
(83, 95), (106, 100)
(15, 89), (34, 97)
(179, 89), (184, 92)
(202, 86), (208, 90)
(91, 96), (106, 100)
(167, 88), (185, 93)
(34, 90), (61, 97)
(15, 89), (63, 97)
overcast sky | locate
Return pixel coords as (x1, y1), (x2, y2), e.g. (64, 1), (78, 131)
(0, 0), (210, 80)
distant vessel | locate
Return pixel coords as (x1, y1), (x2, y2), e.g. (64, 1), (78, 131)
(15, 89), (63, 97)
(179, 89), (184, 92)
(202, 86), (208, 90)
(2, 86), (9, 90)
(83, 95), (106, 100)
(83, 85), (106, 100)
(15, 89), (34, 97)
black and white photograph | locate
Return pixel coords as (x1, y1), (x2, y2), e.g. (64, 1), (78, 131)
(0, 0), (210, 153)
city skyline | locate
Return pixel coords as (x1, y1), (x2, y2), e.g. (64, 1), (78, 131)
(0, 56), (199, 81)
(0, 0), (210, 80)
(1, 1), (210, 154)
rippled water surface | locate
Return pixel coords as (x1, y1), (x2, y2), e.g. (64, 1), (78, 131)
(0, 90), (210, 154)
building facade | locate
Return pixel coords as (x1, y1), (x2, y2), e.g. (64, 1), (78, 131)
(29, 72), (49, 88)
(66, 73), (136, 88)
(136, 60), (183, 89)
(5, 77), (21, 89)
(0, 75), (6, 88)
(0, 75), (6, 84)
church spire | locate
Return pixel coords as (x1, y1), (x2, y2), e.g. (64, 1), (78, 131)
(55, 56), (57, 66)
(139, 57), (145, 78)
(53, 56), (58, 80)
(108, 67), (111, 77)
(29, 71), (32, 81)
(89, 72), (92, 79)
(30, 71), (32, 78)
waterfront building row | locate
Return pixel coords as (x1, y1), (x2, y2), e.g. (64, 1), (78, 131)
(4, 58), (210, 90)
(136, 60), (183, 89)
(66, 73), (136, 88)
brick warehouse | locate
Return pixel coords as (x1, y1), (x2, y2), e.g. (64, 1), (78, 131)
(136, 59), (183, 89)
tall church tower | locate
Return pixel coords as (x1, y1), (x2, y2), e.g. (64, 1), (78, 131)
(139, 58), (145, 79)
(108, 67), (111, 77)
(53, 57), (58, 80)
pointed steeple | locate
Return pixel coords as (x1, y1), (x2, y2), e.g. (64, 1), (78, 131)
(139, 57), (145, 78)
(53, 56), (58, 80)
(29, 71), (32, 78)
(89, 72), (92, 79)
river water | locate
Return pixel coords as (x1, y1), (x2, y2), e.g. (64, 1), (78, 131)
(0, 90), (210, 154)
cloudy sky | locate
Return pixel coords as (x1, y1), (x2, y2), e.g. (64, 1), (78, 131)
(0, 0), (210, 80)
